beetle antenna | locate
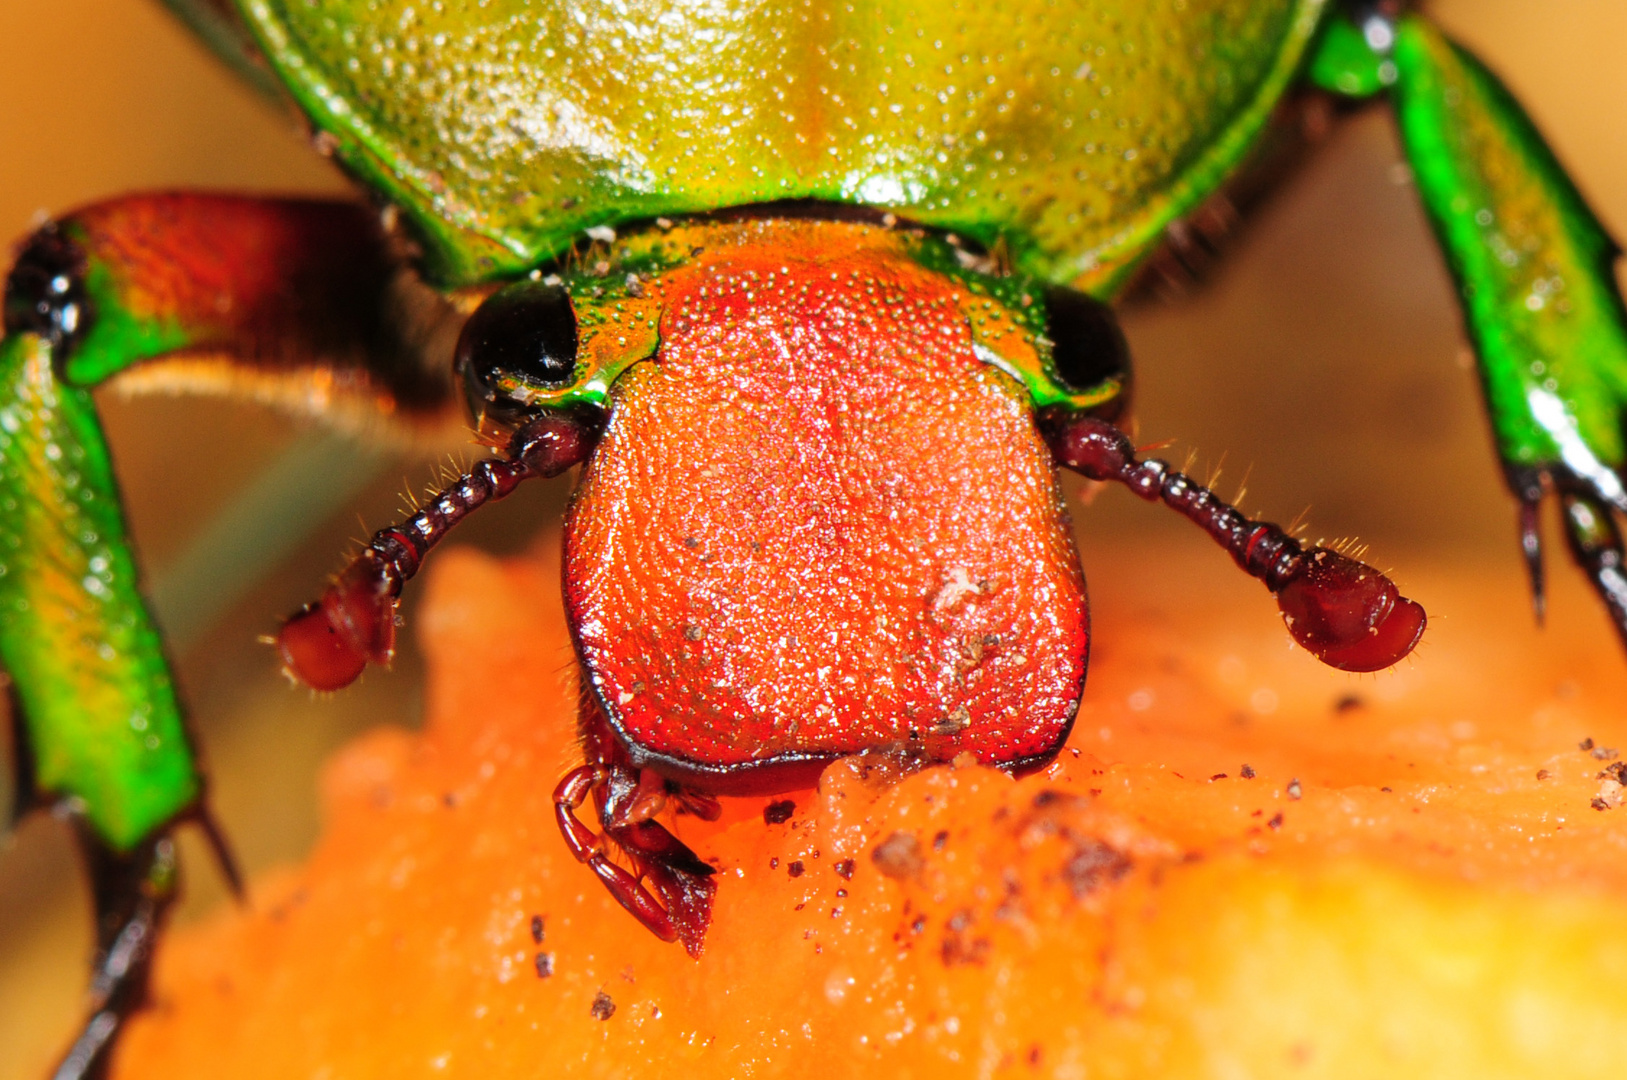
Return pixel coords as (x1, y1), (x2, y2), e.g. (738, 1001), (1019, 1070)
(1039, 410), (1426, 672)
(275, 412), (602, 691)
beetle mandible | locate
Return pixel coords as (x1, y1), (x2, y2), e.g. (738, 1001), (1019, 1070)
(2, 2), (1624, 1076)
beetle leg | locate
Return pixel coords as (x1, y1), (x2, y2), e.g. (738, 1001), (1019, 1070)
(52, 828), (178, 1080)
(0, 191), (471, 1064)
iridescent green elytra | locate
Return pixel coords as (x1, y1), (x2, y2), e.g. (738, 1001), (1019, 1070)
(6, 3), (1627, 1069)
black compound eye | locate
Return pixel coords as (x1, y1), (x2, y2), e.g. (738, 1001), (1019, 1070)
(1043, 285), (1132, 401)
(3, 226), (89, 348)
(456, 279), (579, 426)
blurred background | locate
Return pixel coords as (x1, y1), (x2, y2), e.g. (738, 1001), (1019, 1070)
(0, 1), (1624, 1074)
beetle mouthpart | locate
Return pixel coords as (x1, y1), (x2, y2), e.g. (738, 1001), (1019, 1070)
(276, 413), (600, 691)
(554, 762), (716, 957)
(1040, 409), (1426, 671)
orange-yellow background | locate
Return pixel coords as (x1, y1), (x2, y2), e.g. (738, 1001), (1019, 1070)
(1, 2), (1625, 1076)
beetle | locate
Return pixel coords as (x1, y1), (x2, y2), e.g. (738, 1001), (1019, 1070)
(1, 1), (1623, 1076)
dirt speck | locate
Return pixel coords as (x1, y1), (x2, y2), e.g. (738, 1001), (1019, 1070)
(872, 832), (925, 881)
(1062, 839), (1131, 899)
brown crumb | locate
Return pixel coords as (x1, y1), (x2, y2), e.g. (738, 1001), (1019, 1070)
(834, 859), (856, 880)
(1593, 797), (1612, 811)
(1267, 812), (1284, 830)
(1240, 764), (1256, 779)
(1062, 840), (1131, 899)
(1593, 746), (1620, 761)
(534, 952), (554, 978)
(1580, 737), (1596, 752)
(872, 832), (925, 881)
(1286, 778), (1303, 800)
(1536, 769), (1552, 780)
(763, 799), (795, 825)
(589, 990), (616, 1020)
(787, 860), (805, 878)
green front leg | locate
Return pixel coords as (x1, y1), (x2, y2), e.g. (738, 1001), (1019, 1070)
(0, 332), (197, 849)
(1309, 10), (1627, 636)
(0, 191), (455, 1078)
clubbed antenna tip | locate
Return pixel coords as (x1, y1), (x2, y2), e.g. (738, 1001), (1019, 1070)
(1040, 410), (1425, 672)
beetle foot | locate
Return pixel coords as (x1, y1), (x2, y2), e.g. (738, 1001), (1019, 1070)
(553, 764), (716, 958)
(1517, 494), (1546, 625)
(1558, 492), (1627, 651)
(53, 829), (178, 1080)
(1506, 464), (1627, 653)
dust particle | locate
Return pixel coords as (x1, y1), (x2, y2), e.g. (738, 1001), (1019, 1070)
(1062, 839), (1131, 899)
(872, 832), (925, 880)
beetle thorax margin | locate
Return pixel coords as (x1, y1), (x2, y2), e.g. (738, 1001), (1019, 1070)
(562, 228), (1089, 793)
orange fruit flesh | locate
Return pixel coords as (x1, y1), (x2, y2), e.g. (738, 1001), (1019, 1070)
(110, 532), (1627, 1079)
